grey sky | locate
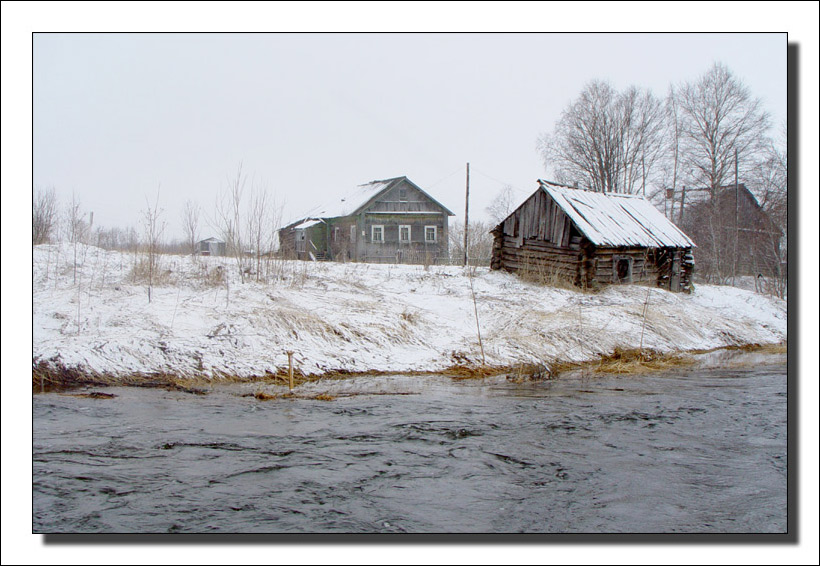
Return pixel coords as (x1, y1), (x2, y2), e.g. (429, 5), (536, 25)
(33, 32), (786, 240)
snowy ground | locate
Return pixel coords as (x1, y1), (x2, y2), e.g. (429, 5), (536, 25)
(32, 244), (787, 381)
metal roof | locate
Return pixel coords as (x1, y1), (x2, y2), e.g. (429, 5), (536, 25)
(305, 179), (396, 219)
(539, 180), (695, 248)
(302, 176), (455, 220)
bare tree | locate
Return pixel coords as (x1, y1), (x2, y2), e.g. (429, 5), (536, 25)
(65, 192), (88, 284)
(747, 125), (787, 297)
(656, 85), (684, 219)
(246, 182), (272, 282)
(674, 62), (771, 198)
(671, 63), (773, 283)
(485, 185), (518, 224)
(449, 220), (494, 266)
(215, 162), (250, 282)
(181, 199), (201, 256)
(33, 187), (58, 245)
(538, 80), (665, 194)
(141, 188), (166, 303)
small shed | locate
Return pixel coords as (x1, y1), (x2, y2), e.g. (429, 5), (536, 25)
(197, 237), (227, 257)
(491, 180), (696, 292)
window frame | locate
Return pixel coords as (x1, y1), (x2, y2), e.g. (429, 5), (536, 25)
(399, 225), (411, 244)
(371, 225), (385, 244)
(424, 225), (437, 243)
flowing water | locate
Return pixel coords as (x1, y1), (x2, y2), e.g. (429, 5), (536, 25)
(33, 354), (787, 533)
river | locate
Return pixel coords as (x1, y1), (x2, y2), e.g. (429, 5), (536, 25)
(33, 354), (787, 533)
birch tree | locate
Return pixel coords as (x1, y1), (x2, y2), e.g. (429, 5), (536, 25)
(538, 80), (665, 194)
(141, 188), (166, 303)
(65, 192), (88, 284)
(214, 162), (250, 282)
(181, 199), (201, 255)
(674, 62), (770, 198)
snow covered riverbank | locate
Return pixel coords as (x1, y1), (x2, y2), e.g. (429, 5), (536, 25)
(32, 244), (787, 384)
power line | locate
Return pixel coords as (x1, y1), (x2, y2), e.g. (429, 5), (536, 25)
(470, 167), (530, 195)
(426, 165), (467, 189)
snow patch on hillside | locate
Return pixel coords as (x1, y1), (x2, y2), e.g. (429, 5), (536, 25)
(32, 244), (787, 380)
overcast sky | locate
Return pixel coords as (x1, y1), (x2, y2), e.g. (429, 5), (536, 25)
(32, 31), (787, 240)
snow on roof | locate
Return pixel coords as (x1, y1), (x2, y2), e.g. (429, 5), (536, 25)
(539, 180), (695, 248)
(292, 219), (325, 230)
(304, 178), (400, 219)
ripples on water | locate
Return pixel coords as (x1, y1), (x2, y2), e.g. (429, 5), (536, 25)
(33, 358), (787, 533)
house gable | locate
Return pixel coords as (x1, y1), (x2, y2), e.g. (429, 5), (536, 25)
(350, 177), (455, 217)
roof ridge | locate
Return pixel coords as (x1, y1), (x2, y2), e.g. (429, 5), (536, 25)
(360, 176), (405, 186)
(539, 179), (645, 198)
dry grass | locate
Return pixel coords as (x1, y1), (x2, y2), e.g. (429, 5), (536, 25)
(549, 347), (694, 378)
(687, 342), (787, 356)
(63, 391), (117, 399)
(199, 265), (227, 288)
(254, 391), (277, 400)
(34, 341), (785, 395)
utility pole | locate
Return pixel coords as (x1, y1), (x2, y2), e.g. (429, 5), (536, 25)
(641, 155), (646, 197)
(734, 147), (739, 283)
(463, 162), (470, 267)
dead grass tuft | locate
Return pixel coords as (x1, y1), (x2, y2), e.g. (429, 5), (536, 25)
(444, 364), (508, 380)
(549, 347), (694, 378)
(254, 391), (278, 401)
(400, 309), (419, 324)
(64, 391), (117, 399)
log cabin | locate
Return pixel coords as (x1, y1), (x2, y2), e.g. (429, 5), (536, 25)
(491, 180), (696, 292)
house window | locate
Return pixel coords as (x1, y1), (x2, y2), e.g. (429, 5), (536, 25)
(350, 225), (356, 243)
(425, 226), (437, 243)
(372, 225), (384, 243)
(333, 227), (339, 242)
(399, 188), (408, 201)
(399, 225), (411, 243)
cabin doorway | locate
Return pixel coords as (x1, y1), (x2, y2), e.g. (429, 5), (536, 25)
(613, 256), (633, 284)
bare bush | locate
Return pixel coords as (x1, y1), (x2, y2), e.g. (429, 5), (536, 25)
(33, 187), (58, 244)
(65, 192), (89, 284)
(141, 188), (167, 302)
(181, 199), (201, 256)
(449, 220), (493, 267)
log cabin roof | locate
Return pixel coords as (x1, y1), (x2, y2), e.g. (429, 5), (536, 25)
(539, 180), (695, 248)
